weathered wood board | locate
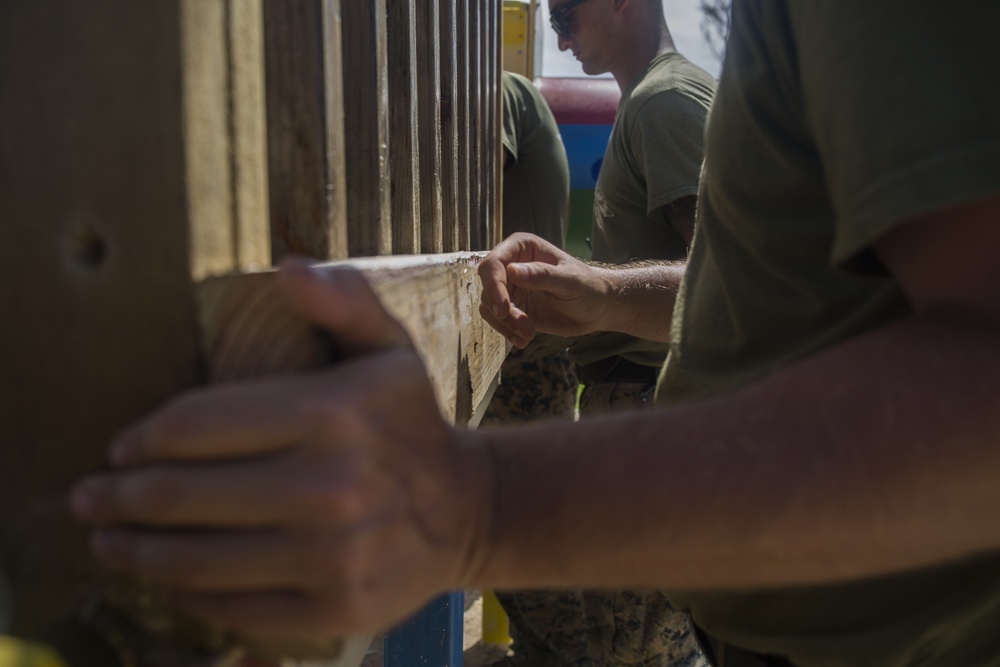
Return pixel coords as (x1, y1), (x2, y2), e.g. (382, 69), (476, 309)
(0, 254), (505, 665)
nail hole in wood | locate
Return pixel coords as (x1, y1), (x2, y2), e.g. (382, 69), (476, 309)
(69, 227), (108, 270)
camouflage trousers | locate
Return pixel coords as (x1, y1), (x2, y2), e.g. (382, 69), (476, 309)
(480, 350), (578, 426)
(495, 380), (709, 667)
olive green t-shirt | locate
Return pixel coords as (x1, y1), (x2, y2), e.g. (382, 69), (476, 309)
(501, 71), (570, 248)
(660, 2), (1000, 666)
(568, 53), (716, 369)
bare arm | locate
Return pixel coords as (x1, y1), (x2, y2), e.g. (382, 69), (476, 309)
(478, 232), (684, 347)
(474, 196), (1000, 590)
(69, 199), (1000, 638)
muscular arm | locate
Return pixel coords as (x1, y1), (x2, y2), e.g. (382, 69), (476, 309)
(470, 196), (1000, 591)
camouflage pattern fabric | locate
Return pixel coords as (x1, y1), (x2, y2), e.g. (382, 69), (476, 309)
(492, 379), (709, 667)
(581, 588), (707, 667)
(576, 380), (656, 416)
(495, 588), (592, 667)
(480, 350), (578, 426)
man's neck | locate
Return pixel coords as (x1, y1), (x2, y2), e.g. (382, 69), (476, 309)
(611, 26), (677, 92)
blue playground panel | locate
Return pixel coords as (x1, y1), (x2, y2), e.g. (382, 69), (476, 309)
(384, 592), (465, 667)
(560, 124), (613, 190)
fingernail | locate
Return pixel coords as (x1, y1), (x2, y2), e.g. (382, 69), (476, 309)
(109, 427), (142, 467)
(69, 478), (103, 518)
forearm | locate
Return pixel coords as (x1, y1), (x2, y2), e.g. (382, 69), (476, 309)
(464, 309), (1000, 591)
(592, 261), (686, 342)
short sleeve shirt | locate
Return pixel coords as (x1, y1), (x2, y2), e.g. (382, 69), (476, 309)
(501, 71), (571, 248)
(568, 53), (716, 369)
(660, 2), (1000, 665)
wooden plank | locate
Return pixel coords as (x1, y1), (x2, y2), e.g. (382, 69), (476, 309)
(228, 0), (271, 267)
(342, 0), (392, 257)
(493, 0), (505, 248)
(386, 0), (422, 255)
(468, 0), (483, 251)
(456, 0), (472, 251)
(483, 0), (495, 249)
(438, 0), (461, 252)
(183, 0), (273, 278)
(199, 253), (507, 426)
(415, 0), (444, 254)
(477, 0), (490, 251)
(263, 0), (349, 262)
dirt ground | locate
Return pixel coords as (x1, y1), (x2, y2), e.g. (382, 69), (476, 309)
(359, 591), (511, 667)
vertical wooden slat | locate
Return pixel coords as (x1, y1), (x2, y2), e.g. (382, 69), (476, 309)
(263, 0), (348, 262)
(228, 0), (271, 268)
(478, 0), (490, 250)
(468, 0), (483, 250)
(386, 0), (421, 254)
(184, 0), (273, 279)
(324, 0), (349, 258)
(342, 0), (392, 257)
(494, 0), (505, 248)
(456, 0), (472, 251)
(415, 0), (444, 253)
(483, 0), (495, 249)
(438, 0), (460, 252)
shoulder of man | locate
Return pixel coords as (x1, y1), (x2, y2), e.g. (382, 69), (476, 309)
(620, 54), (715, 129)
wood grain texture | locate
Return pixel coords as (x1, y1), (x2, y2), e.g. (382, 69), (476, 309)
(0, 0), (264, 659)
(263, 0), (349, 262)
(492, 0), (504, 248)
(386, 0), (422, 254)
(468, 0), (483, 250)
(228, 0), (272, 267)
(342, 0), (392, 257)
(455, 0), (473, 250)
(182, 0), (272, 279)
(415, 0), (444, 254)
(199, 253), (507, 425)
(438, 0), (461, 252)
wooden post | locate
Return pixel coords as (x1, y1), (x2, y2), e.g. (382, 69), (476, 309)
(342, 0), (392, 257)
(0, 0), (268, 648)
(263, 0), (349, 262)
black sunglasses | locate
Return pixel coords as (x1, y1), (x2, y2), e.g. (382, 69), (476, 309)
(549, 0), (592, 38)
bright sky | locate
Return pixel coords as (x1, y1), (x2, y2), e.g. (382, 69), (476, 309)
(538, 0), (723, 79)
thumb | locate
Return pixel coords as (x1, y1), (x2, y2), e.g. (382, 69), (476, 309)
(278, 258), (413, 356)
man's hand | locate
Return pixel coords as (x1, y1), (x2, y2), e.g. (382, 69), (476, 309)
(68, 261), (493, 639)
(478, 233), (614, 348)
